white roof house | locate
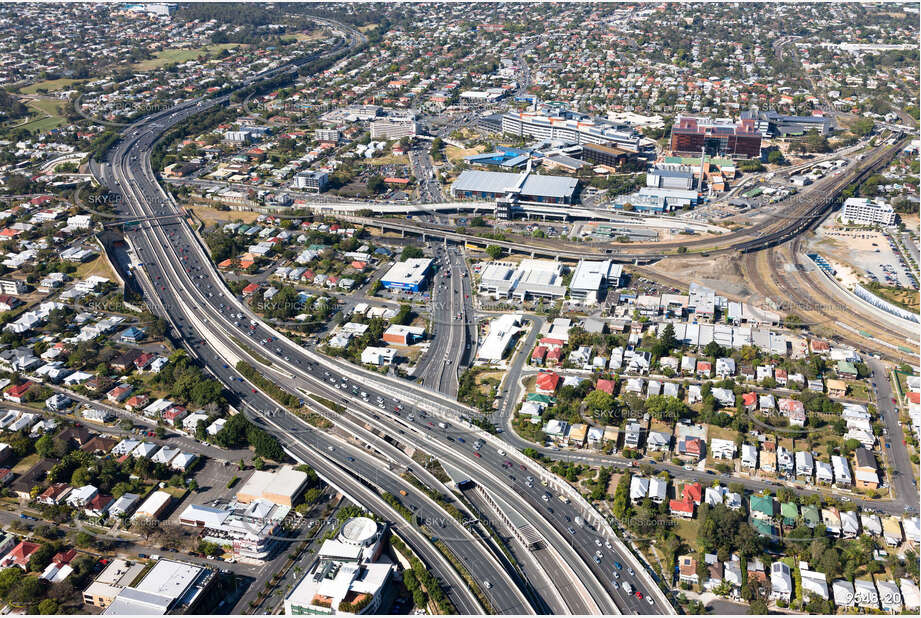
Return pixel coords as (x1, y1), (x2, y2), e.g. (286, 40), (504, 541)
(900, 577), (920, 611)
(903, 516), (921, 544)
(648, 477), (667, 504)
(109, 493), (140, 517)
(710, 438), (736, 460)
(832, 579), (855, 608)
(711, 388), (735, 407)
(815, 460), (834, 484)
(66, 485), (98, 507)
(170, 452), (197, 471)
(840, 510), (860, 538)
(131, 442), (159, 459)
(705, 486), (727, 507)
(111, 439), (140, 456)
(831, 455), (852, 486)
(770, 562), (792, 601)
(207, 418), (226, 436)
(876, 579), (901, 612)
(861, 513), (883, 536)
(795, 450), (814, 477)
(799, 563), (829, 601)
(741, 443), (758, 469)
(715, 357), (735, 377)
(854, 579), (879, 609)
(630, 476), (649, 503)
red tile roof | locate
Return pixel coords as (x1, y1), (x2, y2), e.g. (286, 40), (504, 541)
(595, 379), (615, 395)
(536, 371), (560, 393)
(5, 541), (40, 567)
(683, 482), (702, 505)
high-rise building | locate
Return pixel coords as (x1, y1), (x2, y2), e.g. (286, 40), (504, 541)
(501, 105), (642, 152)
(315, 127), (341, 143)
(294, 170), (328, 193)
(840, 197), (896, 226)
(369, 118), (416, 139)
(669, 114), (762, 158)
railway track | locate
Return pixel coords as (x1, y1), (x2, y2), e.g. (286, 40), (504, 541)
(739, 237), (917, 363)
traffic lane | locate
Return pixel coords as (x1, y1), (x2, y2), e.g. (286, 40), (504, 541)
(430, 421), (664, 613)
(118, 196), (519, 614)
(376, 415), (623, 614)
(503, 460), (652, 613)
(320, 444), (531, 615)
(282, 442), (483, 616)
(338, 402), (616, 612)
(127, 256), (489, 615)
(868, 359), (918, 511)
(117, 154), (632, 612)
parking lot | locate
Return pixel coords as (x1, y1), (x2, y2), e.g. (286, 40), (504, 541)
(820, 227), (917, 288)
(166, 459), (254, 527)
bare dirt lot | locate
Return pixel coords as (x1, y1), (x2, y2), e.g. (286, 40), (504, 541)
(644, 253), (750, 299)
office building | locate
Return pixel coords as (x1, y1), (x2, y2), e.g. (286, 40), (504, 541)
(131, 490), (171, 521)
(612, 186), (700, 213)
(100, 559), (215, 615)
(581, 143), (633, 168)
(476, 313), (523, 363)
(379, 258), (432, 293)
(285, 517), (393, 615)
(647, 165), (695, 190)
(83, 559), (148, 608)
(236, 465), (311, 507)
(839, 197), (896, 226)
(315, 127), (340, 143)
(501, 106), (642, 152)
(369, 118), (416, 140)
(669, 114), (762, 158)
(294, 170), (328, 193)
(741, 110), (833, 137)
(0, 279), (27, 295)
(569, 260), (623, 304)
(179, 499), (287, 559)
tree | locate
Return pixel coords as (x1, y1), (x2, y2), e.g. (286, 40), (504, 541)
(485, 245), (503, 260)
(612, 472), (631, 519)
(653, 323), (677, 357)
(35, 434), (55, 458)
(400, 245), (424, 261)
(37, 599), (59, 615)
(703, 341), (724, 358)
(367, 175), (385, 194)
(0, 568), (19, 597)
(583, 389), (615, 415)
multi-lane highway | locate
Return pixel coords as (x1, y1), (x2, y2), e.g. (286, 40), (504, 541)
(91, 18), (676, 616)
(416, 243), (475, 395)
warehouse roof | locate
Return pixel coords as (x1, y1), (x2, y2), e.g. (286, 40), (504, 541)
(380, 258), (432, 286)
(452, 169), (578, 199)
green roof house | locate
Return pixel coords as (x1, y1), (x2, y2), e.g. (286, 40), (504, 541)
(750, 494), (776, 520)
(780, 502), (799, 528)
(801, 504), (821, 528)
